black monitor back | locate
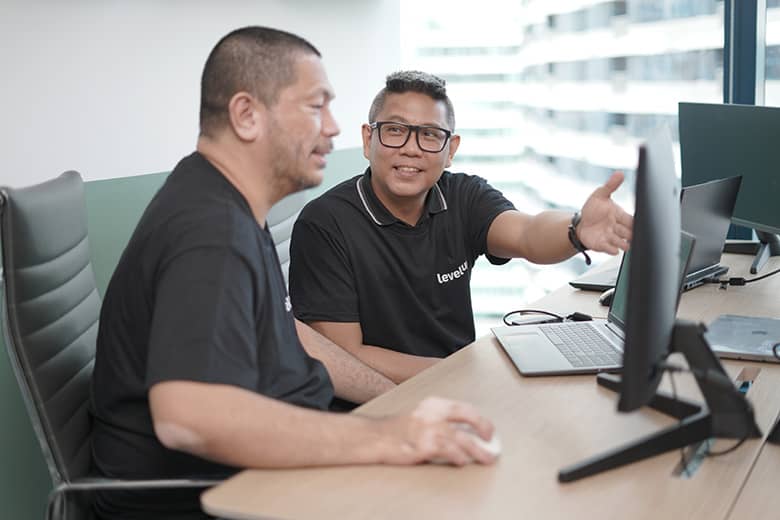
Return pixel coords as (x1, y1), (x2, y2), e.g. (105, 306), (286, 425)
(558, 127), (759, 483)
(619, 126), (681, 413)
(679, 102), (780, 235)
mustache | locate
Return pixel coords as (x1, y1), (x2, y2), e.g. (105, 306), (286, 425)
(314, 141), (334, 155)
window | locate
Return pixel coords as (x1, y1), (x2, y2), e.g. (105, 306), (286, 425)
(765, 3), (780, 106)
(401, 0), (725, 335)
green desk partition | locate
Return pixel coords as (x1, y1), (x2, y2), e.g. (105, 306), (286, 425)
(307, 144), (367, 200)
(85, 172), (169, 296)
(82, 147), (366, 296)
(0, 342), (51, 518)
(0, 147), (366, 518)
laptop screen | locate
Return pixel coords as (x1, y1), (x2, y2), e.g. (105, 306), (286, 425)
(607, 231), (695, 333)
(607, 251), (630, 331)
(680, 176), (741, 275)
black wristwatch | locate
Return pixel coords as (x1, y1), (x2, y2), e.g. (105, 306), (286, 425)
(567, 211), (591, 265)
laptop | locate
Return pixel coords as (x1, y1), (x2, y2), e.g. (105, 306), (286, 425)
(492, 231), (695, 376)
(705, 314), (780, 363)
(569, 175), (741, 292)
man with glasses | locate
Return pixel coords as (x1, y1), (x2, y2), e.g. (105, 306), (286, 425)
(289, 70), (632, 386)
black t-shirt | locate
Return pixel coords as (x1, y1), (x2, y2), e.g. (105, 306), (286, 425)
(289, 168), (514, 358)
(90, 152), (333, 519)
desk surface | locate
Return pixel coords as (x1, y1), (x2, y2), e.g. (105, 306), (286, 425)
(729, 436), (780, 518)
(202, 253), (780, 520)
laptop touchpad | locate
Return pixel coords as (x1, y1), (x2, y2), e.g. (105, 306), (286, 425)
(502, 330), (570, 372)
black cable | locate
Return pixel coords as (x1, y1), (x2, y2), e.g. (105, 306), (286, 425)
(502, 309), (593, 326)
(706, 436), (748, 456)
(658, 361), (751, 460)
(666, 369), (691, 476)
(659, 362), (735, 391)
(709, 266), (780, 289)
(773, 342), (780, 361)
(502, 309), (562, 326)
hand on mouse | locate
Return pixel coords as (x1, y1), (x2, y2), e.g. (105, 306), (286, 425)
(432, 422), (501, 464)
(371, 396), (499, 466)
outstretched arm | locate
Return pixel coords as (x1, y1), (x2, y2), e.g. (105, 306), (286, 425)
(150, 382), (497, 468)
(487, 171), (633, 262)
(307, 320), (440, 384)
(295, 319), (395, 403)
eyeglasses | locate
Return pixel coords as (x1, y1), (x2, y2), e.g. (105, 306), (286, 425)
(369, 121), (452, 153)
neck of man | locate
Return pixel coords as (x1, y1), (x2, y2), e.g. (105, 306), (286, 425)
(371, 180), (428, 227)
(196, 134), (280, 227)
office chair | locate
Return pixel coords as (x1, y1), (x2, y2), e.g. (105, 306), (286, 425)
(268, 190), (307, 286)
(0, 171), (216, 520)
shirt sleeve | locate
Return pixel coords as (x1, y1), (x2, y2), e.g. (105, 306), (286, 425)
(146, 245), (260, 390)
(462, 175), (516, 265)
(288, 215), (360, 323)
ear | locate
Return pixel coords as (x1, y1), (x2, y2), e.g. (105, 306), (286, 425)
(444, 134), (460, 168)
(361, 123), (373, 160)
(227, 92), (263, 142)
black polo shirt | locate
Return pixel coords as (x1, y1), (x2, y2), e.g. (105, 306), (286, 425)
(289, 168), (515, 358)
(91, 152), (333, 519)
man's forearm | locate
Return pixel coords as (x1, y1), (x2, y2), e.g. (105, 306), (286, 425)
(152, 382), (389, 468)
(150, 382), (498, 469)
(304, 320), (441, 384)
(295, 319), (395, 402)
(341, 343), (440, 384)
(520, 211), (576, 263)
(487, 209), (575, 263)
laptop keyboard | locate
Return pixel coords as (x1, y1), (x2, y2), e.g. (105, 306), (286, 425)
(540, 323), (622, 368)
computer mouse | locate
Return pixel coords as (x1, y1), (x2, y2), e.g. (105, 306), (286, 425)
(465, 427), (502, 458)
(599, 287), (615, 307)
(430, 423), (501, 464)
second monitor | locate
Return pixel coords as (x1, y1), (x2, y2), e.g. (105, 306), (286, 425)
(679, 102), (780, 273)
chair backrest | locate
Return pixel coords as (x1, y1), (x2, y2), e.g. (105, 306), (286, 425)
(267, 190), (307, 287)
(0, 171), (100, 486)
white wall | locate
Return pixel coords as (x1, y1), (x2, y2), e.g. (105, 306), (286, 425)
(0, 0), (400, 187)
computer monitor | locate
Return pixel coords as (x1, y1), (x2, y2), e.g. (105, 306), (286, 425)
(679, 102), (780, 274)
(618, 129), (682, 412)
(558, 126), (760, 483)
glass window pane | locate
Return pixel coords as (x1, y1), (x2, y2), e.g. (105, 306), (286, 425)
(765, 2), (780, 106)
(401, 0), (724, 335)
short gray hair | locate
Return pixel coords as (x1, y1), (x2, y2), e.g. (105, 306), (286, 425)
(199, 26), (321, 137)
(368, 70), (455, 130)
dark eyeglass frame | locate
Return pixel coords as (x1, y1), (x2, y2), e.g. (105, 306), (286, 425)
(369, 121), (453, 153)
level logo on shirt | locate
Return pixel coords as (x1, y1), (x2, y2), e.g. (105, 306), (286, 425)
(436, 260), (469, 284)
(284, 295), (292, 312)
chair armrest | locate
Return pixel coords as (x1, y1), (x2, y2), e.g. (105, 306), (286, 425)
(47, 477), (221, 520)
(60, 476), (220, 492)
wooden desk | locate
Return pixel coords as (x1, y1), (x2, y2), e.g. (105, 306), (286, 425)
(728, 438), (780, 518)
(202, 253), (780, 520)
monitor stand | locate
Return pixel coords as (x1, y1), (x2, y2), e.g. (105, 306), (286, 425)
(769, 416), (780, 444)
(723, 231), (780, 274)
(558, 320), (761, 483)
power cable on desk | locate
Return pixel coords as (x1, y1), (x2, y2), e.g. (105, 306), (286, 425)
(657, 361), (754, 467)
(665, 369), (692, 475)
(502, 309), (592, 326)
(709, 265), (780, 289)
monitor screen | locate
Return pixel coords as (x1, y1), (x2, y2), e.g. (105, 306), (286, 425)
(679, 102), (780, 235)
(618, 125), (682, 413)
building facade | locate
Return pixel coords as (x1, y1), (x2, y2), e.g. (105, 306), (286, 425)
(402, 0), (779, 333)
